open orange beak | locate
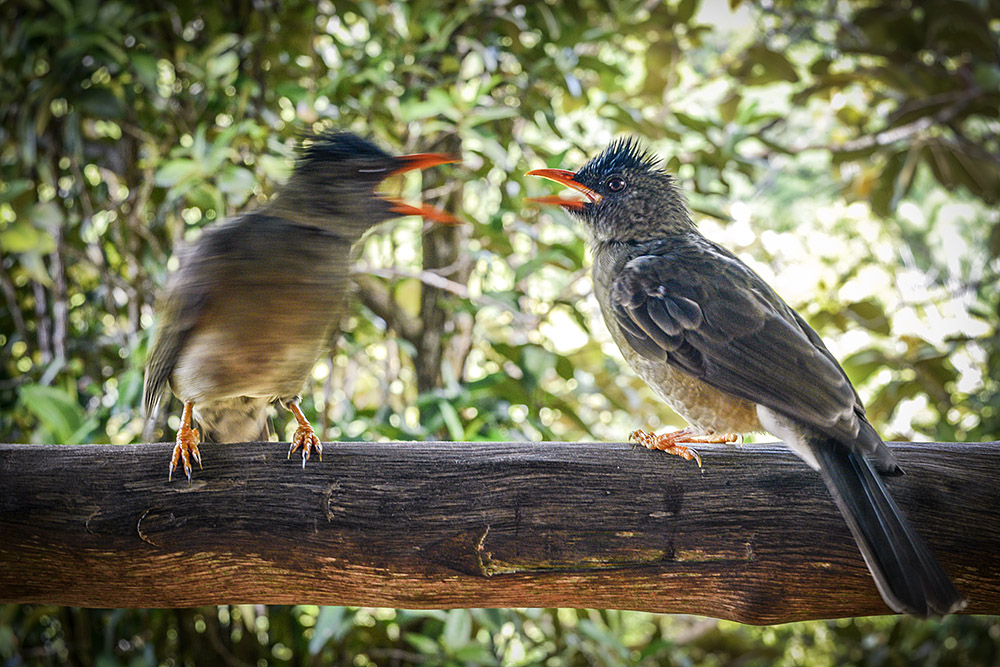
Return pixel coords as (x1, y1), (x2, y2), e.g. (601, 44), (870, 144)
(382, 153), (462, 224)
(392, 153), (460, 176)
(525, 168), (602, 210)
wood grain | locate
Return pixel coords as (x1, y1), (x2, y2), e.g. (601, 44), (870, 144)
(0, 440), (996, 623)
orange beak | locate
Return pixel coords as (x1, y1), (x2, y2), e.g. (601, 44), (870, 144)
(525, 168), (602, 210)
(392, 153), (460, 176)
(383, 198), (460, 224)
(382, 153), (462, 224)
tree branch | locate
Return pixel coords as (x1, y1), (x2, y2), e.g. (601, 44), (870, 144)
(1, 440), (996, 623)
(356, 264), (538, 328)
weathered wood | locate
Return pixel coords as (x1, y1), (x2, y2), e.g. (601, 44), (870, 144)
(0, 440), (996, 623)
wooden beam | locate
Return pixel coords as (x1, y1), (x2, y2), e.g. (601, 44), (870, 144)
(0, 440), (996, 623)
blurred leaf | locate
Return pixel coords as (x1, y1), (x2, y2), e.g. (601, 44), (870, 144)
(438, 400), (464, 441)
(217, 166), (255, 196)
(0, 179), (33, 204)
(393, 279), (423, 319)
(154, 159), (201, 187)
(718, 92), (741, 125)
(404, 632), (442, 656)
(0, 221), (55, 253)
(514, 249), (576, 283)
(847, 300), (891, 335)
(842, 348), (889, 385)
(131, 52), (158, 90)
(673, 111), (713, 133)
(989, 221), (1000, 260)
(733, 46), (798, 85)
(19, 384), (86, 444)
(17, 251), (52, 284)
(207, 51), (240, 79)
(308, 607), (352, 654)
(257, 154), (292, 182)
(577, 619), (628, 659)
(676, 0), (698, 23)
(185, 183), (222, 212)
(453, 644), (499, 664)
(32, 202), (65, 229)
(442, 609), (472, 651)
(464, 106), (518, 127)
(204, 33), (241, 57)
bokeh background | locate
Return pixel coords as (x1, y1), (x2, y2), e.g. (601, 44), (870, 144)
(2, 0), (998, 664)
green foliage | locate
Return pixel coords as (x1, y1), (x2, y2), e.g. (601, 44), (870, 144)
(2, 0), (997, 444)
(1, 0), (999, 662)
(4, 605), (999, 666)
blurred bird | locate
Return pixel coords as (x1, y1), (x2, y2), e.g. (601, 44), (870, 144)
(526, 137), (965, 617)
(143, 131), (458, 481)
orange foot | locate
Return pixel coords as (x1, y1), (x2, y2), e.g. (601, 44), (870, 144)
(169, 401), (202, 482)
(287, 402), (322, 468)
(628, 428), (740, 468)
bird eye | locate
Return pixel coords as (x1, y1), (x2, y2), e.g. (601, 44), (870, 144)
(606, 176), (626, 192)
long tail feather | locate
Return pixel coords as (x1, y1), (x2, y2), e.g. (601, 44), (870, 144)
(808, 439), (966, 616)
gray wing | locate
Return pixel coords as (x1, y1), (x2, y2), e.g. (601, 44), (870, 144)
(609, 238), (870, 447)
(140, 214), (251, 419)
(141, 277), (208, 419)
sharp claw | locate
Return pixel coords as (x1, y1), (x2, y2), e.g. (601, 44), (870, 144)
(168, 403), (202, 482)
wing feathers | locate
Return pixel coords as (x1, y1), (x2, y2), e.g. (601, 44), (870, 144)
(608, 238), (861, 442)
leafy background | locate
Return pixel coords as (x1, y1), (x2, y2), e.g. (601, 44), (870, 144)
(1, 0), (999, 663)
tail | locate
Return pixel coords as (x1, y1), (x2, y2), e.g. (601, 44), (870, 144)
(809, 440), (966, 616)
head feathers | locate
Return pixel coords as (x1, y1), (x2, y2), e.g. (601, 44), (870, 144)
(578, 137), (662, 180)
(554, 136), (692, 241)
(296, 131), (392, 170)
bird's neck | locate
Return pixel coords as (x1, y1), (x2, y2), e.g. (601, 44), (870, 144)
(264, 178), (364, 239)
(589, 218), (702, 252)
(267, 191), (340, 225)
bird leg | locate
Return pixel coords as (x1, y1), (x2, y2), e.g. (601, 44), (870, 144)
(628, 428), (739, 468)
(169, 401), (202, 482)
(287, 401), (322, 468)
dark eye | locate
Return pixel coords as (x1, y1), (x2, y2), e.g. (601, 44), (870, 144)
(606, 176), (626, 192)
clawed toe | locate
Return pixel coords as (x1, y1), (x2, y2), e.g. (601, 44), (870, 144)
(169, 426), (202, 482)
(629, 428), (710, 467)
(288, 427), (322, 467)
(286, 401), (322, 468)
(168, 401), (202, 482)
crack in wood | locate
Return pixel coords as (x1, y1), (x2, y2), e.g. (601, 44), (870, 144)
(323, 482), (342, 522)
(84, 508), (101, 536)
(137, 508), (158, 547)
(475, 525), (491, 577)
